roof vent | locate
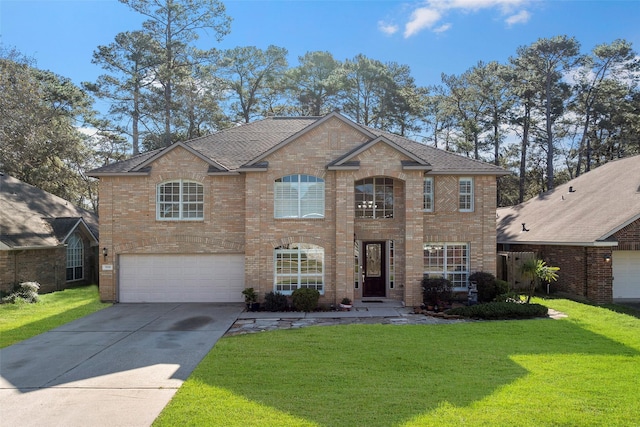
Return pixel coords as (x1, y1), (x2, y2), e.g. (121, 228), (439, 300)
(569, 186), (576, 193)
(522, 223), (530, 232)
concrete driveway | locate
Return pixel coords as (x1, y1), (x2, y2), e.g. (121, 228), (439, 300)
(0, 303), (243, 427)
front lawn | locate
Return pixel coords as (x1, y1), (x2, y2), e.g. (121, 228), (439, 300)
(155, 299), (640, 427)
(0, 285), (110, 348)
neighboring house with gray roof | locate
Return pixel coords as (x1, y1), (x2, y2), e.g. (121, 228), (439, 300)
(89, 112), (508, 306)
(0, 174), (99, 294)
(497, 155), (640, 303)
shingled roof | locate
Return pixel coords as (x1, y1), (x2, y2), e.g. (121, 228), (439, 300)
(0, 174), (98, 250)
(89, 113), (508, 177)
(497, 155), (640, 246)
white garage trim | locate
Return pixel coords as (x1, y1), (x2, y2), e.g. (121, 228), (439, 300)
(119, 254), (245, 303)
(612, 251), (640, 301)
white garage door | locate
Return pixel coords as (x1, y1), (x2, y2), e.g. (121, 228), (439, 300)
(119, 254), (245, 303)
(612, 251), (640, 301)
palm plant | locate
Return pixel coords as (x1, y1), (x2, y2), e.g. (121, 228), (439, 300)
(520, 259), (560, 303)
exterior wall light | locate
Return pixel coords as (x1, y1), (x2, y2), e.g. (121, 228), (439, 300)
(604, 254), (612, 263)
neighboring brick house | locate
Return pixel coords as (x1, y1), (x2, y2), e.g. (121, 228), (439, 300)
(89, 112), (507, 306)
(0, 174), (99, 294)
(497, 155), (640, 304)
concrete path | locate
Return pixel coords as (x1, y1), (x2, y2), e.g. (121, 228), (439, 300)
(0, 303), (244, 427)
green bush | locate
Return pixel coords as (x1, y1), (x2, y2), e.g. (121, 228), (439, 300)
(291, 288), (320, 312)
(421, 277), (452, 306)
(263, 291), (288, 312)
(2, 281), (40, 304)
(446, 301), (548, 320)
(469, 272), (499, 303)
(496, 279), (510, 295)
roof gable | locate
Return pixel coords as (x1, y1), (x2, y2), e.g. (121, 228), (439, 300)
(245, 112), (376, 167)
(0, 174), (98, 249)
(328, 136), (432, 171)
(132, 141), (229, 173)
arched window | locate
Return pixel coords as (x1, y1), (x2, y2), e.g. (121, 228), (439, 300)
(66, 233), (83, 281)
(355, 177), (394, 218)
(157, 180), (204, 220)
(274, 174), (325, 218)
(274, 243), (324, 294)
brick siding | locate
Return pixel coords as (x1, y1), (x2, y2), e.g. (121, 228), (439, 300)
(97, 117), (500, 306)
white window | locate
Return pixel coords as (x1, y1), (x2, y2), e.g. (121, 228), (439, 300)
(355, 177), (394, 218)
(423, 243), (470, 289)
(66, 233), (83, 281)
(157, 180), (204, 220)
(274, 243), (324, 294)
(459, 178), (474, 212)
(274, 175), (325, 218)
(424, 177), (434, 212)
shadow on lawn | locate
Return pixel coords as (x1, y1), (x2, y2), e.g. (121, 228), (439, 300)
(197, 319), (639, 426)
(0, 301), (107, 349)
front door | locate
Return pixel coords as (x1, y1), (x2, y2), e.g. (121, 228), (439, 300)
(362, 241), (386, 297)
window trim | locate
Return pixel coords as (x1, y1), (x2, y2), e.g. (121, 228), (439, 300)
(459, 177), (474, 212)
(156, 179), (204, 221)
(423, 176), (434, 212)
(274, 174), (325, 219)
(66, 233), (84, 282)
(423, 242), (470, 290)
(355, 177), (394, 219)
(274, 243), (325, 295)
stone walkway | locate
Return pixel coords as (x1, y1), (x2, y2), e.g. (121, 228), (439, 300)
(225, 305), (467, 336)
(225, 303), (569, 336)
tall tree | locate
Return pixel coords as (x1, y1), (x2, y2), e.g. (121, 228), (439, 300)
(340, 54), (391, 126)
(569, 39), (638, 175)
(513, 35), (580, 191)
(283, 51), (343, 116)
(84, 31), (159, 155)
(120, 0), (231, 146)
(217, 45), (288, 123)
(0, 51), (99, 208)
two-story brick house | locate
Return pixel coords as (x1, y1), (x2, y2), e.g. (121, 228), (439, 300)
(89, 112), (507, 307)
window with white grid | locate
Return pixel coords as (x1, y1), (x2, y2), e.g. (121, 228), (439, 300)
(355, 177), (394, 218)
(423, 243), (470, 289)
(66, 233), (83, 281)
(424, 176), (434, 212)
(274, 175), (325, 219)
(157, 180), (204, 220)
(274, 243), (324, 294)
(459, 177), (474, 212)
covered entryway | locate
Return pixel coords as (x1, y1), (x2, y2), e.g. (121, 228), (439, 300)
(119, 254), (245, 303)
(612, 251), (640, 301)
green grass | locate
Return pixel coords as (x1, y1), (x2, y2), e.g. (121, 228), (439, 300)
(0, 285), (110, 348)
(155, 298), (640, 427)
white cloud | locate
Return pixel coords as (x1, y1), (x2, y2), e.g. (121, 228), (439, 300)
(402, 0), (532, 37)
(378, 21), (399, 35)
(505, 9), (531, 26)
(433, 23), (452, 33)
(404, 7), (443, 38)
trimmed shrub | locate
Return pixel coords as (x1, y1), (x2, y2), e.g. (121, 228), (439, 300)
(446, 301), (548, 320)
(496, 279), (509, 296)
(263, 291), (288, 312)
(421, 277), (452, 306)
(2, 281), (40, 304)
(469, 272), (499, 303)
(291, 288), (320, 312)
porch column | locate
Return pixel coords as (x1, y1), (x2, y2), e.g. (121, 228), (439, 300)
(404, 171), (424, 307)
(334, 172), (355, 303)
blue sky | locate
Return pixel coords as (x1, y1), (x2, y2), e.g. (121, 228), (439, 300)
(1, 0), (639, 99)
